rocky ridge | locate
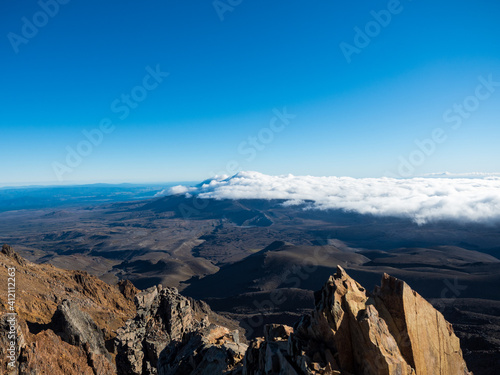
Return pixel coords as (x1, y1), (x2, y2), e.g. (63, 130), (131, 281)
(242, 266), (471, 374)
(1, 245), (472, 374)
(0, 244), (136, 375)
(115, 284), (247, 374)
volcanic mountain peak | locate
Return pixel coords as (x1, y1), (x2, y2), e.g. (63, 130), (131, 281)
(261, 240), (294, 252)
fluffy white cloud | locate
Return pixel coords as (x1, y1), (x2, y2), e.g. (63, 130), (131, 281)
(163, 171), (500, 224)
(155, 185), (195, 197)
(155, 175), (230, 197)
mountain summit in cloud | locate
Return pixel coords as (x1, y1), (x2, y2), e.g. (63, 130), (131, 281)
(158, 171), (500, 225)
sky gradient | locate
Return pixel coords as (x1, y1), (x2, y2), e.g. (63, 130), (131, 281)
(1, 0), (499, 185)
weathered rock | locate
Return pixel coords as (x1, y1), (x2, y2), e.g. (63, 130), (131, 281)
(19, 330), (96, 375)
(158, 324), (247, 375)
(1, 243), (26, 266)
(115, 285), (246, 375)
(118, 279), (139, 301)
(0, 315), (26, 375)
(0, 245), (134, 375)
(242, 325), (295, 375)
(52, 299), (110, 358)
(241, 266), (472, 375)
(264, 324), (293, 342)
(0, 244), (473, 375)
(51, 299), (115, 374)
(374, 273), (471, 375)
(0, 244), (135, 336)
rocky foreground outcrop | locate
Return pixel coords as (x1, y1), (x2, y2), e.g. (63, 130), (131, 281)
(0, 245), (136, 375)
(115, 285), (247, 374)
(242, 266), (472, 375)
(1, 245), (472, 374)
(115, 265), (471, 375)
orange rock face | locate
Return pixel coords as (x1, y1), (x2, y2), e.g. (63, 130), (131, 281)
(375, 273), (471, 375)
(242, 266), (472, 375)
(0, 245), (136, 375)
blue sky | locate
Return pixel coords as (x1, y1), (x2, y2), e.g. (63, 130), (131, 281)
(1, 0), (499, 185)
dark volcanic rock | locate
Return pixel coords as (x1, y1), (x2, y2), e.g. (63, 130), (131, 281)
(115, 285), (246, 375)
(158, 324), (247, 375)
(51, 299), (110, 358)
(51, 299), (114, 374)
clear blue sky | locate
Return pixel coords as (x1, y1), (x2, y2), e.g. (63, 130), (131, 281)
(1, 0), (499, 185)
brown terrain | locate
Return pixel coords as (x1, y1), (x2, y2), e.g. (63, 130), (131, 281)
(0, 244), (474, 374)
(0, 244), (137, 374)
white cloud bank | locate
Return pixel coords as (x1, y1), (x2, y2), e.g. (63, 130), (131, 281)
(159, 171), (500, 224)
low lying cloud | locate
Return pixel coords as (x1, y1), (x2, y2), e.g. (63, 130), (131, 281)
(423, 172), (500, 178)
(160, 171), (500, 224)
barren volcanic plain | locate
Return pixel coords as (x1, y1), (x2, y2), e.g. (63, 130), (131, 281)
(1, 186), (499, 374)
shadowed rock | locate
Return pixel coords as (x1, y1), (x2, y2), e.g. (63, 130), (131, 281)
(158, 324), (247, 375)
(115, 285), (246, 375)
(117, 279), (139, 301)
(51, 300), (110, 358)
(51, 300), (114, 373)
(1, 243), (26, 266)
(241, 266), (472, 375)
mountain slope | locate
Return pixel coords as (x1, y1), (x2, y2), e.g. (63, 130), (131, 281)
(0, 244), (137, 375)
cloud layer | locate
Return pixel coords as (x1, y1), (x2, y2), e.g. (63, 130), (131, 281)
(160, 171), (500, 224)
